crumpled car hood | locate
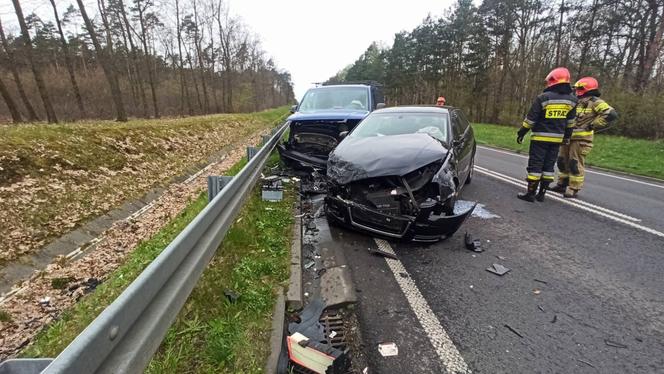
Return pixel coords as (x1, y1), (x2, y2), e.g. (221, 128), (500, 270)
(327, 133), (449, 185)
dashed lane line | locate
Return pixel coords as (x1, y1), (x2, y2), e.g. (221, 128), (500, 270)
(477, 146), (664, 190)
(475, 166), (664, 239)
(374, 238), (471, 374)
(474, 165), (641, 222)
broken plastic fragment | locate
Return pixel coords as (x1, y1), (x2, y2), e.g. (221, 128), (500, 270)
(39, 296), (51, 306)
(378, 342), (399, 357)
(329, 331), (337, 339)
(464, 232), (483, 252)
(486, 263), (511, 276)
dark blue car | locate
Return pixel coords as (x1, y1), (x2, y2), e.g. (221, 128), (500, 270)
(278, 84), (384, 169)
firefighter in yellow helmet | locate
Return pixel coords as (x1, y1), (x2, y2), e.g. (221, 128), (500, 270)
(551, 77), (618, 198)
(516, 67), (577, 202)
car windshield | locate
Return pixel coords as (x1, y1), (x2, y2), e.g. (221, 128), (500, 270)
(350, 112), (449, 142)
(298, 87), (369, 112)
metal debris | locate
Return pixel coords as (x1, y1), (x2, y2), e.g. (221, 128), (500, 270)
(577, 359), (595, 368)
(534, 279), (548, 284)
(486, 263), (511, 276)
(378, 342), (399, 357)
(304, 261), (315, 270)
(538, 305), (545, 312)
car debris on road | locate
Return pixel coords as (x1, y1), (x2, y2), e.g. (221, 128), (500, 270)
(486, 263), (511, 276)
(377, 342), (399, 357)
(464, 232), (483, 252)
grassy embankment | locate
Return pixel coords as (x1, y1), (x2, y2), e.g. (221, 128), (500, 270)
(472, 123), (664, 180)
(0, 107), (288, 264)
(23, 152), (295, 373)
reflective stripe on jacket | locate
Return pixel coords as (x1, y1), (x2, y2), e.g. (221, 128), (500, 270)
(520, 88), (578, 143)
(571, 96), (618, 142)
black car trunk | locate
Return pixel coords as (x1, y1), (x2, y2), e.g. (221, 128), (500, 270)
(288, 120), (361, 159)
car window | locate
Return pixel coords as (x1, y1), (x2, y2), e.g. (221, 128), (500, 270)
(450, 111), (462, 138)
(350, 112), (449, 142)
(299, 87), (369, 112)
(457, 110), (471, 132)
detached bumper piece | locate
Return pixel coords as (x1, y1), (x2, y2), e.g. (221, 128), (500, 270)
(326, 196), (476, 242)
(278, 144), (327, 169)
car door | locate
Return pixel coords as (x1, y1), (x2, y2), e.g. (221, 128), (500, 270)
(450, 110), (473, 184)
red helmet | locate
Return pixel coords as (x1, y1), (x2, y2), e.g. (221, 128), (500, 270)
(436, 96), (446, 106)
(545, 67), (571, 87)
(573, 77), (599, 96)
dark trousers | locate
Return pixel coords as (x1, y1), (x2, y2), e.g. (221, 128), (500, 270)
(526, 141), (560, 182)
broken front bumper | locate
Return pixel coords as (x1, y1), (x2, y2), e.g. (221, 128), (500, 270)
(325, 195), (476, 242)
(277, 144), (327, 169)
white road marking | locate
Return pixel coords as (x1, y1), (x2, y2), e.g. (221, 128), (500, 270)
(474, 167), (664, 238)
(374, 238), (471, 374)
(475, 165), (641, 222)
(477, 146), (664, 190)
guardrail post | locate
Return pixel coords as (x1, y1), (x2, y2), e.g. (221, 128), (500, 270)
(261, 134), (271, 146)
(247, 146), (258, 161)
(207, 175), (234, 202)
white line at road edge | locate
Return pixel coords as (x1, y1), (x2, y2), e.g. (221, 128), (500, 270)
(374, 238), (471, 374)
(477, 146), (664, 190)
(475, 166), (641, 223)
(475, 166), (664, 238)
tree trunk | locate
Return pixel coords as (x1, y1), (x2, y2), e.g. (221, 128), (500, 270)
(636, 1), (664, 91)
(136, 0), (160, 118)
(49, 0), (86, 118)
(117, 0), (148, 118)
(0, 74), (23, 123)
(175, 0), (192, 116)
(76, 0), (127, 121)
(0, 18), (38, 121)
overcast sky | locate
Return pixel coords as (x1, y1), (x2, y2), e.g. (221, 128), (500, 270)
(1, 0), (455, 101)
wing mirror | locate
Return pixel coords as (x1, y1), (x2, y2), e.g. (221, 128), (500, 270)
(376, 103), (386, 109)
(290, 104), (297, 113)
(339, 131), (349, 139)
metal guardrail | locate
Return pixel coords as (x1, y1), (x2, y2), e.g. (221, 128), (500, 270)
(0, 123), (288, 374)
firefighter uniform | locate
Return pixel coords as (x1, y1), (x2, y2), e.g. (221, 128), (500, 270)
(516, 67), (577, 202)
(553, 78), (618, 197)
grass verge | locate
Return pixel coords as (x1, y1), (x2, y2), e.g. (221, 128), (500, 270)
(22, 152), (295, 374)
(472, 123), (664, 180)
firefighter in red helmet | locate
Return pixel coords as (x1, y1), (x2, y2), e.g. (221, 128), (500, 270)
(516, 67), (578, 202)
(436, 96), (446, 106)
(551, 77), (618, 197)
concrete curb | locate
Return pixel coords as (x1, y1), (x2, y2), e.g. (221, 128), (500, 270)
(286, 201), (303, 310)
(318, 219), (357, 309)
(264, 286), (285, 374)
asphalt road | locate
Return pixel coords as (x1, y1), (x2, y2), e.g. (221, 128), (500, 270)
(328, 145), (664, 373)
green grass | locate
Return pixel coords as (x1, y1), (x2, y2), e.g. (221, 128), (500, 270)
(22, 151), (295, 374)
(472, 123), (664, 180)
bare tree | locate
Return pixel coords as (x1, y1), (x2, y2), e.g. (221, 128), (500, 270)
(134, 0), (160, 117)
(49, 0), (86, 117)
(0, 17), (38, 121)
(76, 0), (127, 121)
(0, 73), (22, 122)
(11, 0), (58, 123)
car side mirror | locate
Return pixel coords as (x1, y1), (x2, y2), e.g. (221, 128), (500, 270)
(376, 103), (386, 110)
(339, 131), (349, 139)
(290, 104), (297, 113)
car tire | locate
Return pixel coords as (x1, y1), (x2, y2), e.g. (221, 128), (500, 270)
(465, 155), (475, 185)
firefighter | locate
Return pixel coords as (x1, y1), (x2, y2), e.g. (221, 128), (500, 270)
(436, 96), (446, 106)
(516, 67), (577, 202)
(551, 77), (618, 197)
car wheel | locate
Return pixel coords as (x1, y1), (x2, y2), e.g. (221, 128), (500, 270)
(465, 155), (475, 185)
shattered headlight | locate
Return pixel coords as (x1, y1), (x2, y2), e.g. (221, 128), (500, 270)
(431, 154), (455, 200)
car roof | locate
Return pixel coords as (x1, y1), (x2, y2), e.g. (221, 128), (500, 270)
(308, 84), (371, 90)
(372, 105), (453, 114)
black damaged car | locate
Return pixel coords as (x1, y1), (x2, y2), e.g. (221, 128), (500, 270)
(325, 106), (477, 242)
(278, 84), (384, 169)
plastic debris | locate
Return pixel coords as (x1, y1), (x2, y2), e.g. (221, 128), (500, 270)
(378, 342), (399, 357)
(551, 314), (558, 323)
(538, 305), (545, 312)
(577, 359), (595, 368)
(329, 331), (337, 339)
(39, 296), (51, 306)
(464, 232), (483, 252)
(368, 247), (398, 260)
(533, 289), (542, 295)
(605, 339), (627, 348)
(223, 289), (239, 303)
(304, 261), (315, 270)
(504, 324), (524, 338)
(534, 278), (548, 284)
(486, 263), (511, 276)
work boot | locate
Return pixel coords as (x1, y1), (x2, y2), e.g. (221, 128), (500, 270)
(517, 180), (538, 202)
(563, 187), (579, 198)
(536, 180), (549, 202)
(550, 182), (567, 193)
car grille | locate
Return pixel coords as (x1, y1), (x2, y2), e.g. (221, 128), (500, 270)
(350, 206), (409, 236)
